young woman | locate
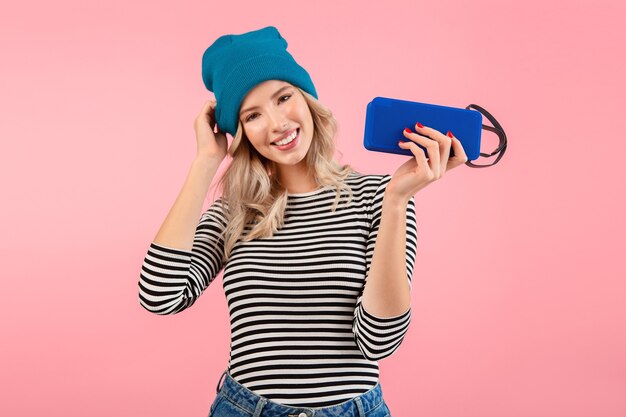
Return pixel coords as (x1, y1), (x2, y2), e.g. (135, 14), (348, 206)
(138, 26), (468, 417)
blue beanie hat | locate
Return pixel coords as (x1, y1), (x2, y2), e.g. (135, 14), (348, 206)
(201, 26), (319, 137)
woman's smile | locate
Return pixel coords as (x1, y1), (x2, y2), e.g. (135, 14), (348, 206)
(272, 128), (300, 151)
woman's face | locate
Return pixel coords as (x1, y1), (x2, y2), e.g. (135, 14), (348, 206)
(238, 80), (314, 169)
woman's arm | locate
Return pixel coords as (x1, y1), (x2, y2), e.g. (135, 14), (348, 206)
(360, 195), (412, 317)
(138, 158), (226, 315)
(352, 175), (418, 361)
(153, 157), (221, 250)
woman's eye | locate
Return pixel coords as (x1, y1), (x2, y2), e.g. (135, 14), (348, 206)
(245, 95), (291, 122)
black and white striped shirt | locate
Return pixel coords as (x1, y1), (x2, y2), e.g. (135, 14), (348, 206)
(138, 172), (418, 407)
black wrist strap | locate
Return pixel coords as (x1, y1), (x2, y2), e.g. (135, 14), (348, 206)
(464, 104), (508, 168)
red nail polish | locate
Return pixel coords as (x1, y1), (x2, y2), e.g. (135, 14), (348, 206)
(404, 128), (411, 133)
(417, 122), (424, 128)
(447, 131), (453, 138)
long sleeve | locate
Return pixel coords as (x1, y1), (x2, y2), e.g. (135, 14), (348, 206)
(136, 173), (418, 406)
(352, 175), (418, 360)
(138, 198), (227, 315)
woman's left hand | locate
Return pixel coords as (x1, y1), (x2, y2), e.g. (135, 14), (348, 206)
(386, 122), (469, 203)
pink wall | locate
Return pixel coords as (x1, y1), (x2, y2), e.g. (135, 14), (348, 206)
(1, 0), (624, 416)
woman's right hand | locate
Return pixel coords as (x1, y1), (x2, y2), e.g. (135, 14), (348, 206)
(194, 99), (228, 163)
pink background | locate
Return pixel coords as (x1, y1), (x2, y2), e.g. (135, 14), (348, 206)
(1, 0), (625, 416)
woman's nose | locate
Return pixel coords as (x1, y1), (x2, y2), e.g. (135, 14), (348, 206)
(268, 109), (288, 129)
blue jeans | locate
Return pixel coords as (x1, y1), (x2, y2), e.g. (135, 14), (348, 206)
(208, 369), (392, 417)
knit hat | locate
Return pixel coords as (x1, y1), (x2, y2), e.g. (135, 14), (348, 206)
(201, 26), (318, 137)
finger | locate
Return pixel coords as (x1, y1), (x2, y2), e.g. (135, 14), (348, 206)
(403, 128), (440, 177)
(414, 122), (449, 142)
(398, 140), (430, 173)
(202, 99), (215, 112)
(448, 131), (469, 168)
(199, 101), (214, 123)
(202, 100), (218, 128)
(433, 130), (453, 175)
(415, 123), (452, 175)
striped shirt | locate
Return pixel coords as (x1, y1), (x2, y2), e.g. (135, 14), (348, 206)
(138, 172), (418, 407)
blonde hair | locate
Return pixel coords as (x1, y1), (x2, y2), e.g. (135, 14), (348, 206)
(212, 87), (359, 263)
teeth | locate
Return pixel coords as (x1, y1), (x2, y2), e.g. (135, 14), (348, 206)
(273, 130), (298, 146)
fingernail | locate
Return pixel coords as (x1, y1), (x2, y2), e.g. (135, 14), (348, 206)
(404, 128), (411, 133)
(447, 131), (453, 138)
(416, 122), (424, 128)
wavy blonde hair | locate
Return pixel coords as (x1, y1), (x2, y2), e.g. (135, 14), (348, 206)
(211, 86), (359, 263)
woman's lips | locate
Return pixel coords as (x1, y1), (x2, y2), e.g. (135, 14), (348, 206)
(272, 129), (299, 150)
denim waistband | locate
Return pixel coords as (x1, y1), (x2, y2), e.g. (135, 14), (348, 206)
(215, 369), (385, 417)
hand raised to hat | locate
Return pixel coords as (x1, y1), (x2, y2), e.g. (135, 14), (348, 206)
(194, 99), (228, 163)
(385, 123), (469, 204)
